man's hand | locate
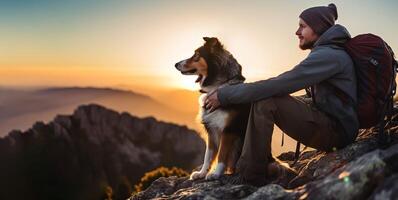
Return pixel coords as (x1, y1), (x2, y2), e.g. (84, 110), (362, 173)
(204, 90), (221, 112)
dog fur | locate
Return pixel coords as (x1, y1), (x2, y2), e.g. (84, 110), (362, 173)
(175, 37), (250, 180)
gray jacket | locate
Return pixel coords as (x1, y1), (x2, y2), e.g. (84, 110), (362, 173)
(218, 24), (359, 143)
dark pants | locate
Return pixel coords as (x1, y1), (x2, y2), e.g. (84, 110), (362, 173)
(237, 95), (346, 180)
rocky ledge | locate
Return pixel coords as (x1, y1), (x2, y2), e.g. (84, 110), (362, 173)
(131, 108), (398, 200)
(0, 104), (204, 200)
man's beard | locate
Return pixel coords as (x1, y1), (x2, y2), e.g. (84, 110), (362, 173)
(299, 40), (316, 50)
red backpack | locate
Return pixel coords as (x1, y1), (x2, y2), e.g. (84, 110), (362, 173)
(343, 34), (397, 143)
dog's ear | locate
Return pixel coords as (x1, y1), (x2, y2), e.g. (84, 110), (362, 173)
(203, 37), (222, 49)
(203, 37), (211, 42)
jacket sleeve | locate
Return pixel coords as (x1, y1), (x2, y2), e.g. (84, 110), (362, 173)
(217, 47), (343, 106)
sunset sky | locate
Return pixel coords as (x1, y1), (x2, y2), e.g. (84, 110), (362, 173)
(1, 0), (397, 91)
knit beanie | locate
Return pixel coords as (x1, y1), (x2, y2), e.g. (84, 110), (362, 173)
(299, 3), (338, 35)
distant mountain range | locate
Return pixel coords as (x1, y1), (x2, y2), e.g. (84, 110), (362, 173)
(0, 104), (204, 200)
(0, 86), (301, 154)
(0, 87), (199, 137)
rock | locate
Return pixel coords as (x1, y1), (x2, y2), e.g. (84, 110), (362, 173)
(297, 144), (397, 200)
(244, 184), (297, 200)
(0, 104), (205, 200)
(288, 137), (380, 188)
(369, 174), (398, 200)
(131, 109), (398, 200)
(130, 177), (257, 200)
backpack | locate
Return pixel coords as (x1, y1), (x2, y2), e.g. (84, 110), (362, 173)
(343, 34), (397, 144)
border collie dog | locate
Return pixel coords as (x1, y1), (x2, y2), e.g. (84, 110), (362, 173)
(175, 37), (250, 180)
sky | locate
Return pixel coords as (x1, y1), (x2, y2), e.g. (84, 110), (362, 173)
(0, 0), (397, 91)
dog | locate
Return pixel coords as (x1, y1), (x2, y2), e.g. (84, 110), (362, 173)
(175, 37), (250, 180)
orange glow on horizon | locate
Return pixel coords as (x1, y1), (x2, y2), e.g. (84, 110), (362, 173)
(0, 66), (204, 91)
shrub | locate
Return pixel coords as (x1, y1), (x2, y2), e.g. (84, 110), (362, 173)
(134, 166), (188, 193)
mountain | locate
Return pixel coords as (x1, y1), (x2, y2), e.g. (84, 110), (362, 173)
(131, 107), (398, 200)
(0, 87), (198, 137)
(0, 104), (204, 200)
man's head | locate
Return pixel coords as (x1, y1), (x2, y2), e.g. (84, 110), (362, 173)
(296, 3), (338, 50)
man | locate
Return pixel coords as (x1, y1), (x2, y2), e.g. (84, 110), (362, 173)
(204, 3), (359, 186)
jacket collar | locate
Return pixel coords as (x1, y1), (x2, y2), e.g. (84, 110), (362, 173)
(313, 24), (351, 48)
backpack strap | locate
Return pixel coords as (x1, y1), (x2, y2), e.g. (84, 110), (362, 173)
(293, 142), (301, 164)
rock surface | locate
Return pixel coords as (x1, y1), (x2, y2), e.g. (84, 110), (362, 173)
(0, 104), (204, 200)
(131, 108), (398, 200)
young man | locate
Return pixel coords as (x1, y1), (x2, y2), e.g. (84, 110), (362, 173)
(204, 3), (359, 186)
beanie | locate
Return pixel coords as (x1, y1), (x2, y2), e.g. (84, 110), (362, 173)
(299, 3), (338, 35)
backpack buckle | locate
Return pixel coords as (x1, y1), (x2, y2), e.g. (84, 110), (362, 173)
(370, 58), (379, 66)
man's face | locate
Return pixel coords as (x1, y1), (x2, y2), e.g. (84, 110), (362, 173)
(295, 18), (319, 50)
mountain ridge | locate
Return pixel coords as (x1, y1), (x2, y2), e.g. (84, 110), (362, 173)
(0, 86), (198, 137)
(0, 104), (204, 200)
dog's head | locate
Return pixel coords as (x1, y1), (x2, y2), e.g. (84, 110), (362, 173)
(175, 37), (245, 89)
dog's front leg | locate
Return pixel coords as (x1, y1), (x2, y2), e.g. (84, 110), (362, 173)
(190, 145), (214, 180)
(190, 133), (217, 180)
(206, 133), (236, 180)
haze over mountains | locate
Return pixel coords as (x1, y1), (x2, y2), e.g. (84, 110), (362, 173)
(0, 86), (298, 154)
(0, 87), (199, 137)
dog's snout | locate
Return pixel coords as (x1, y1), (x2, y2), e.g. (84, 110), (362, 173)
(175, 62), (179, 68)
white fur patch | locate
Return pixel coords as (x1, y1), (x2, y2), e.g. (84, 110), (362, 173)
(199, 94), (207, 107)
(201, 108), (229, 131)
(213, 162), (226, 175)
(202, 148), (213, 171)
(198, 94), (229, 131)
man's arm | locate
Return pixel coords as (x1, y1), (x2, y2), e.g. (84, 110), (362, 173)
(217, 47), (343, 106)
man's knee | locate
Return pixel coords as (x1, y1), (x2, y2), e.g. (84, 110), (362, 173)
(252, 95), (290, 113)
(252, 97), (277, 114)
